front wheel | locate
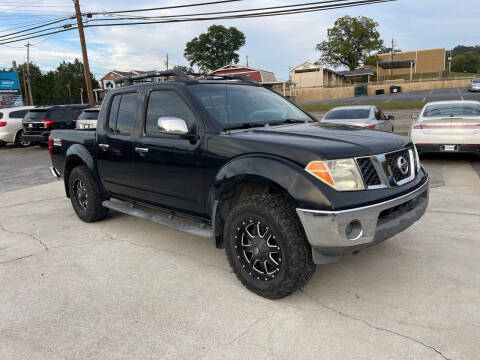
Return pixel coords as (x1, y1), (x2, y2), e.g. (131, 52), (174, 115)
(15, 130), (31, 147)
(224, 194), (315, 299)
(69, 165), (109, 222)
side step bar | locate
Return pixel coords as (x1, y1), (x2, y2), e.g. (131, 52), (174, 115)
(102, 200), (213, 238)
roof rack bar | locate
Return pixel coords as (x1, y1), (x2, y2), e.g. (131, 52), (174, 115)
(114, 69), (193, 86)
(204, 73), (260, 86)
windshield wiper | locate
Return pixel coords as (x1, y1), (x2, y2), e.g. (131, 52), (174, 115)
(222, 122), (267, 131)
(268, 119), (310, 126)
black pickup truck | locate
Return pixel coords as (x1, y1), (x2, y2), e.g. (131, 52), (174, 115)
(49, 70), (429, 298)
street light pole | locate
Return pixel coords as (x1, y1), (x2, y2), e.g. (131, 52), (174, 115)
(73, 0), (94, 106)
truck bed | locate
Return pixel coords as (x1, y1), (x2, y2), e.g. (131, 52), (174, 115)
(50, 129), (96, 177)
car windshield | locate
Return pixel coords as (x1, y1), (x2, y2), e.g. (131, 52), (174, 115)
(472, 79), (480, 83)
(323, 109), (371, 120)
(423, 103), (480, 117)
(188, 84), (311, 129)
(78, 110), (99, 120)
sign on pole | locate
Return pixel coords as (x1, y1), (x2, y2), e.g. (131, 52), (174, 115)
(0, 72), (24, 108)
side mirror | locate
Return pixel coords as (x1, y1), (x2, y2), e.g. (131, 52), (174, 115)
(157, 117), (189, 136)
(411, 113), (418, 120)
(387, 115), (395, 121)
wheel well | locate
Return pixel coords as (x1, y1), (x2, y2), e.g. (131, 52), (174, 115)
(64, 156), (85, 197)
(213, 180), (297, 248)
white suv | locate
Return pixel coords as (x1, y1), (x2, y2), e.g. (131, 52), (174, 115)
(0, 106), (35, 147)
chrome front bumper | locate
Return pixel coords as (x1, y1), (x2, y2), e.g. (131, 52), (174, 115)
(296, 180), (429, 263)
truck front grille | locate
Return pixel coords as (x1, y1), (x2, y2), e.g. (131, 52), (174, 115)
(356, 158), (381, 186)
(385, 148), (411, 182)
(356, 147), (415, 189)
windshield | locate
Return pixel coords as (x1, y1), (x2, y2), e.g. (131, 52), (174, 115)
(423, 103), (480, 117)
(472, 79), (480, 83)
(323, 109), (370, 120)
(78, 110), (99, 120)
(188, 84), (311, 128)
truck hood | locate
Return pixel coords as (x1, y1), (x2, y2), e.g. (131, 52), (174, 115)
(218, 122), (411, 164)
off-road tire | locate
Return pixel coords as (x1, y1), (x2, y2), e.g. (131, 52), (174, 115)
(69, 165), (109, 222)
(224, 194), (315, 299)
(15, 130), (31, 147)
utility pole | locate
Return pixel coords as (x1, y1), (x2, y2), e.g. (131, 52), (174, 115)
(25, 42), (34, 105)
(73, 0), (94, 105)
(246, 55), (249, 67)
(22, 70), (28, 106)
(165, 54), (169, 70)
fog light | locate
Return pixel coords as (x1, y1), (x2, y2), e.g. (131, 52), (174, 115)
(345, 220), (363, 241)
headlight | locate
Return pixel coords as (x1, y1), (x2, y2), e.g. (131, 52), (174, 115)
(305, 159), (364, 191)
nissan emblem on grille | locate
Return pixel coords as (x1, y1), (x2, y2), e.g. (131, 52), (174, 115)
(396, 156), (409, 175)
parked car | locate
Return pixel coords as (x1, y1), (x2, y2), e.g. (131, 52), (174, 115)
(467, 78), (480, 92)
(48, 70), (429, 299)
(0, 106), (36, 147)
(75, 108), (100, 129)
(22, 104), (91, 144)
(411, 101), (480, 154)
(321, 105), (395, 132)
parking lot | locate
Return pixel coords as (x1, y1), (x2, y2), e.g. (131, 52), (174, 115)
(0, 145), (479, 359)
(307, 87), (480, 105)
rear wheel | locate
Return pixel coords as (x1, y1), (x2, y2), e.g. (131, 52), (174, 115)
(69, 165), (109, 222)
(15, 130), (31, 147)
(224, 194), (315, 299)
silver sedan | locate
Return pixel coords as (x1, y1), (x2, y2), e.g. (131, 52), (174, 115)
(321, 105), (395, 132)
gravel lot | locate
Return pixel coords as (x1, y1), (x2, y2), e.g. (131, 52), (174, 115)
(0, 145), (479, 359)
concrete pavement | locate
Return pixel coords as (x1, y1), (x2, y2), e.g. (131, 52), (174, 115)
(0, 157), (479, 359)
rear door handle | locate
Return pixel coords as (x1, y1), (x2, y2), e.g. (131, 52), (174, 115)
(98, 143), (110, 151)
(135, 147), (149, 155)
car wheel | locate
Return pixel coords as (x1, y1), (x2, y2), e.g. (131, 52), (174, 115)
(0, 140), (6, 147)
(224, 194), (315, 299)
(69, 165), (109, 223)
(15, 130), (31, 147)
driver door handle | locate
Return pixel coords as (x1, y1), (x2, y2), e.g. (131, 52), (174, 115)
(98, 143), (109, 151)
(135, 147), (149, 155)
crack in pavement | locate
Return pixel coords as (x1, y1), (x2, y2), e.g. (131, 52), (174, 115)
(192, 312), (276, 359)
(0, 219), (48, 251)
(300, 290), (451, 360)
(0, 196), (64, 210)
(427, 209), (480, 217)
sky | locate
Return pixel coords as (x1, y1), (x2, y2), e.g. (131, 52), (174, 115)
(0, 0), (479, 81)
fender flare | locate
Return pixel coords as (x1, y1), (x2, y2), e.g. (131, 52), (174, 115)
(209, 154), (332, 247)
(63, 144), (104, 197)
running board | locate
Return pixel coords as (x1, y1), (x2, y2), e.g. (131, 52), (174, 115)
(102, 200), (212, 238)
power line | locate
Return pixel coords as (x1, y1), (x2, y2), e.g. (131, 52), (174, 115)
(0, 0), (395, 46)
(89, 0), (243, 15)
(0, 16), (74, 39)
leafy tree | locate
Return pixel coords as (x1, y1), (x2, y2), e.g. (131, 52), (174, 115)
(451, 52), (480, 73)
(15, 59), (99, 105)
(448, 45), (480, 58)
(184, 25), (246, 72)
(316, 16), (384, 70)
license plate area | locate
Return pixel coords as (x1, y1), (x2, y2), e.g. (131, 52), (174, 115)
(443, 145), (456, 151)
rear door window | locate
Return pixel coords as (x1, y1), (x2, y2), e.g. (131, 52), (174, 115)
(116, 93), (137, 135)
(108, 95), (121, 132)
(25, 110), (47, 121)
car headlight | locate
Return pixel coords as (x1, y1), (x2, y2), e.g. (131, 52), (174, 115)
(305, 159), (364, 191)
